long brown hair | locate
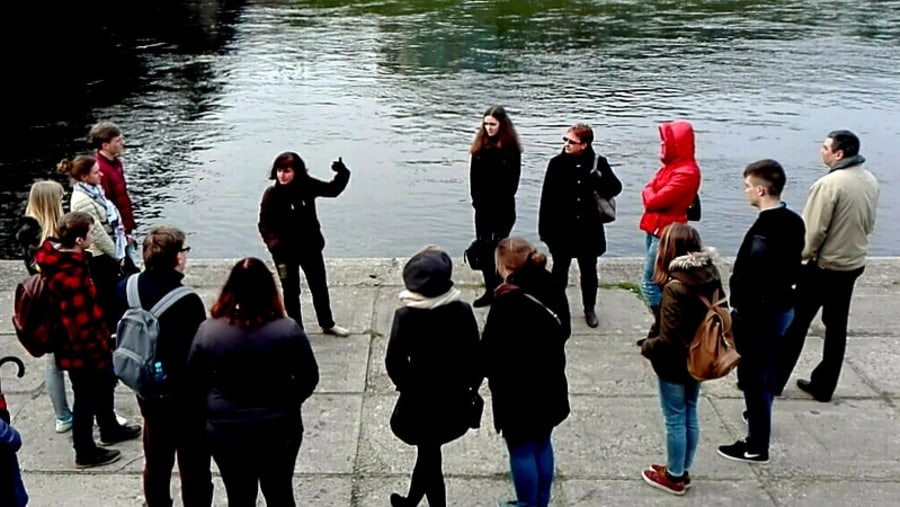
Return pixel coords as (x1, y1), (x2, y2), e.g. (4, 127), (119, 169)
(469, 106), (523, 156)
(653, 223), (703, 285)
(211, 257), (285, 328)
(495, 236), (547, 278)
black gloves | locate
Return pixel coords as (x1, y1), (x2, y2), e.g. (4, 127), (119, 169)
(331, 157), (349, 173)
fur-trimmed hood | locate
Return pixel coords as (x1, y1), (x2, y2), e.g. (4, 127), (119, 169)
(667, 247), (721, 288)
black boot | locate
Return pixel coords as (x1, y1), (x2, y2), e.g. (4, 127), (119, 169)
(473, 292), (493, 308)
(636, 305), (660, 346)
(584, 309), (599, 328)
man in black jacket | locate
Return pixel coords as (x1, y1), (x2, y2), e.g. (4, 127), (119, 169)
(717, 160), (805, 464)
(113, 226), (212, 507)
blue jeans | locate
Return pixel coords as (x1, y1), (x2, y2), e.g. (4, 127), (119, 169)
(657, 378), (700, 478)
(641, 233), (661, 307)
(506, 433), (554, 507)
(46, 353), (71, 421)
(743, 309), (794, 454)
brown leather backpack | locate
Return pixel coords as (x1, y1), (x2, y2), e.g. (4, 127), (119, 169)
(686, 288), (740, 381)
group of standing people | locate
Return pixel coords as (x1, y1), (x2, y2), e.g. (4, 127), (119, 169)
(5, 108), (880, 507)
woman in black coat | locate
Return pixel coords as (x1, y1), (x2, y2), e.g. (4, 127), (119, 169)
(386, 247), (482, 507)
(258, 151), (351, 336)
(469, 106), (522, 307)
(482, 237), (571, 507)
(538, 123), (622, 328)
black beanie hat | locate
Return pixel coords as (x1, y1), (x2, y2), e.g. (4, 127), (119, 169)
(402, 249), (454, 298)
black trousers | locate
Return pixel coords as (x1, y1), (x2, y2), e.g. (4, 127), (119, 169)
(274, 249), (335, 329)
(68, 367), (118, 458)
(89, 254), (122, 333)
(550, 251), (598, 310)
(138, 398), (212, 507)
(210, 430), (303, 507)
(474, 208), (513, 294)
(404, 444), (446, 507)
(775, 263), (864, 397)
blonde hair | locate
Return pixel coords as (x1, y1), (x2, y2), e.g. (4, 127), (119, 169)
(495, 236), (548, 277)
(24, 180), (65, 244)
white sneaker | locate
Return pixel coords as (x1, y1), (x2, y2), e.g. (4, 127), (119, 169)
(93, 413), (129, 426)
(55, 416), (73, 433)
(323, 325), (350, 337)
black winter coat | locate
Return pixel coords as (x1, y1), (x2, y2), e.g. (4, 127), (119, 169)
(14, 216), (41, 275)
(470, 146), (521, 235)
(386, 300), (481, 445)
(258, 166), (350, 261)
(481, 265), (571, 443)
(538, 148), (622, 257)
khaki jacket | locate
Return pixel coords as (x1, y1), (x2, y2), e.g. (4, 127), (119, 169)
(802, 163), (879, 271)
(71, 188), (117, 259)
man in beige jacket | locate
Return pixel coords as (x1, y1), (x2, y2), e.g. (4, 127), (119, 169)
(775, 130), (879, 402)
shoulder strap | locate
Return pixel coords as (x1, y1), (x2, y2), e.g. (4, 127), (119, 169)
(149, 286), (194, 317)
(522, 293), (561, 326)
(126, 274), (141, 309)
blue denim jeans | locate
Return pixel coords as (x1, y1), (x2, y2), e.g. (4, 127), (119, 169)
(506, 432), (554, 507)
(641, 233), (661, 307)
(45, 353), (71, 421)
(657, 378), (700, 478)
(744, 309), (794, 454)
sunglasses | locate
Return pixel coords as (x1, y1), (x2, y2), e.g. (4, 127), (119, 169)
(180, 246), (192, 253)
(563, 137), (582, 145)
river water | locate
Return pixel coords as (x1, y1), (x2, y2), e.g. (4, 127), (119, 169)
(2, 0), (899, 261)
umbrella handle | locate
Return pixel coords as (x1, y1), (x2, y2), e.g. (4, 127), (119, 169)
(0, 356), (26, 392)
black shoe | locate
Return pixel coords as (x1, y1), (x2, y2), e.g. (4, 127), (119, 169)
(473, 292), (493, 308)
(797, 379), (832, 402)
(99, 423), (142, 446)
(390, 493), (409, 507)
(717, 440), (769, 464)
(584, 310), (599, 328)
(75, 447), (122, 469)
(636, 338), (647, 347)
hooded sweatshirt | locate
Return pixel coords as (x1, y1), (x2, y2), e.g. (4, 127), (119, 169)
(34, 240), (111, 370)
(640, 121), (701, 237)
(641, 248), (725, 384)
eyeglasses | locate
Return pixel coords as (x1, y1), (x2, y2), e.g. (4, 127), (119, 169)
(180, 246), (192, 253)
(563, 137), (582, 145)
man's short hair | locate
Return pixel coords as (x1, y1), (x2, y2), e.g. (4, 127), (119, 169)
(56, 212), (94, 247)
(143, 226), (186, 271)
(743, 159), (787, 197)
(88, 122), (122, 150)
(568, 123), (594, 145)
(827, 130), (860, 158)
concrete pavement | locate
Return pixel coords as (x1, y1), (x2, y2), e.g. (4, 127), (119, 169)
(1, 257), (899, 506)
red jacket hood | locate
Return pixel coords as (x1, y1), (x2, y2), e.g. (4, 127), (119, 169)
(659, 121), (696, 165)
(34, 240), (86, 277)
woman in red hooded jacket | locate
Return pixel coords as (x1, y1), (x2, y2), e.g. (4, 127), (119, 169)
(637, 121), (701, 346)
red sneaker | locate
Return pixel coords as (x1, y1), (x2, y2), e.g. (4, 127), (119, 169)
(642, 467), (687, 496)
(647, 464), (692, 488)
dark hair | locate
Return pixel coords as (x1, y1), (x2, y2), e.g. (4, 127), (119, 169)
(56, 155), (96, 183)
(143, 225), (186, 271)
(88, 121), (122, 149)
(827, 130), (860, 158)
(495, 236), (548, 278)
(470, 106), (523, 156)
(268, 151), (307, 180)
(568, 123), (594, 145)
(743, 159), (787, 197)
(56, 211), (94, 247)
(210, 257), (285, 328)
(653, 224), (703, 285)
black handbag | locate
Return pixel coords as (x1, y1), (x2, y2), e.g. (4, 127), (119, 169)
(464, 238), (490, 271)
(590, 157), (616, 224)
(687, 194), (701, 222)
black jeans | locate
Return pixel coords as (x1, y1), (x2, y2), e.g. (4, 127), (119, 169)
(210, 429), (302, 507)
(550, 252), (598, 310)
(474, 208), (513, 294)
(138, 398), (212, 507)
(275, 249), (335, 329)
(68, 367), (118, 458)
(775, 263), (865, 397)
(404, 444), (445, 507)
(89, 254), (122, 333)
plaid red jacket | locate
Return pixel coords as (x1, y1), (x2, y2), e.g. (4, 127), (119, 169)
(34, 240), (111, 370)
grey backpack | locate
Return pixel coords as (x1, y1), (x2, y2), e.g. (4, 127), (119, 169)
(113, 274), (193, 399)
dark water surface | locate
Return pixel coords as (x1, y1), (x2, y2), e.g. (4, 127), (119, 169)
(2, 0), (899, 261)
